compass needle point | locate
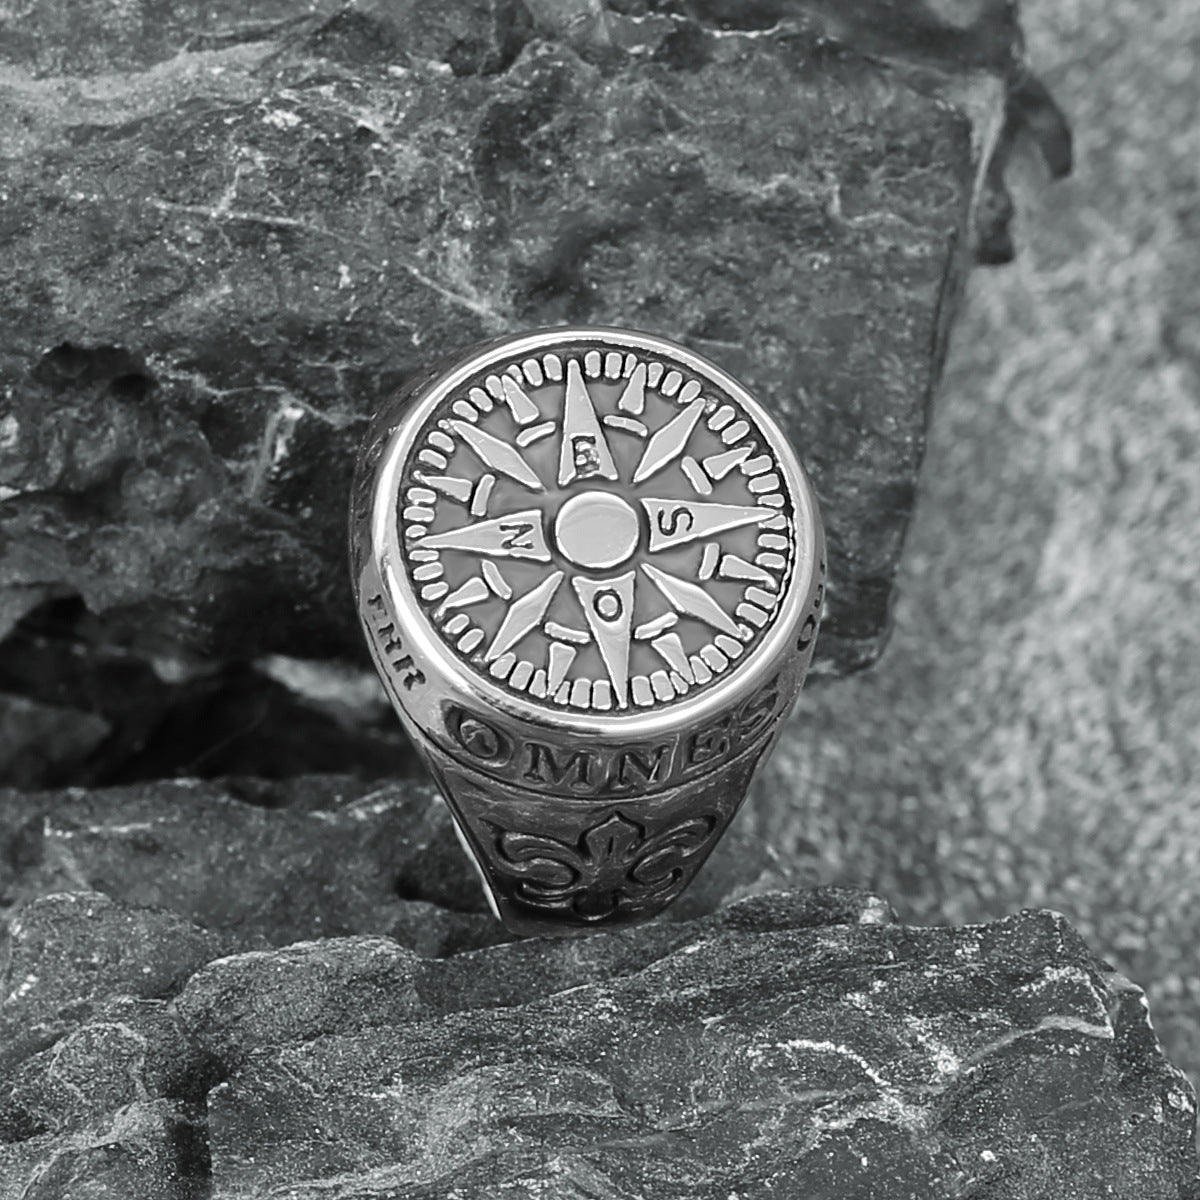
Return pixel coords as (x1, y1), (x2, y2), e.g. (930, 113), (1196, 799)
(558, 358), (618, 487)
(572, 572), (636, 708)
(500, 373), (541, 425)
(642, 499), (779, 553)
(451, 420), (544, 492)
(616, 361), (647, 414)
(547, 642), (577, 693)
(485, 571), (565, 661)
(650, 631), (695, 684)
(641, 563), (743, 638)
(438, 576), (490, 613)
(632, 397), (706, 484)
(418, 473), (475, 504)
(422, 509), (551, 561)
(702, 444), (752, 480)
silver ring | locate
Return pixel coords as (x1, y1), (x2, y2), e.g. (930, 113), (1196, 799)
(350, 327), (824, 935)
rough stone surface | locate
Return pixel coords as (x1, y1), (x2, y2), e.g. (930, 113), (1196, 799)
(0, 782), (1195, 1200)
(197, 909), (1198, 1199)
(0, 778), (495, 951)
(0, 692), (110, 790)
(0, 601), (414, 787)
(173, 887), (894, 1071)
(0, 1099), (209, 1200)
(0, 891), (229, 1083)
(4, 877), (1193, 1198)
(0, 0), (1051, 692)
(2, 996), (211, 1139)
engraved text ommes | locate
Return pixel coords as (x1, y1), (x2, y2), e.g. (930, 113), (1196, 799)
(444, 686), (780, 795)
(446, 706), (669, 795)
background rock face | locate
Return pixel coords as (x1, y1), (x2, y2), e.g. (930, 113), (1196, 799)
(0, 777), (811, 956)
(0, 0), (1079, 793)
(744, 0), (1200, 1106)
(0, 0), (1009, 687)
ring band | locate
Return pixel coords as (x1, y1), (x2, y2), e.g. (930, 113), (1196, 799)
(351, 327), (824, 935)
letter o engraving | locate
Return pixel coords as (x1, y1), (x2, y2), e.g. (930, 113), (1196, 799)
(594, 589), (622, 620)
(449, 708), (512, 764)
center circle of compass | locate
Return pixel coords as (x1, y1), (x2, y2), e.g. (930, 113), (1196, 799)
(554, 491), (640, 571)
(398, 341), (799, 715)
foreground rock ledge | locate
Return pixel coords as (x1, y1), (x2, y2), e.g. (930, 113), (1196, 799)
(1, 886), (1196, 1198)
(0, 0), (1042, 682)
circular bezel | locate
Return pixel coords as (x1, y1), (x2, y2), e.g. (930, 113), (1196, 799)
(369, 327), (821, 738)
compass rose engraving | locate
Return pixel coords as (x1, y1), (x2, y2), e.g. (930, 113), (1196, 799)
(399, 343), (797, 712)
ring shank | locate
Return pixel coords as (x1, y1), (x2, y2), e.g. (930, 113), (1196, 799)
(423, 726), (782, 937)
(357, 546), (822, 934)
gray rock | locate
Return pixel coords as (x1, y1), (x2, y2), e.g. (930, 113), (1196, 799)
(0, 616), (416, 787)
(173, 887), (891, 1069)
(0, 1099), (208, 1200)
(0, 778), (485, 945)
(0, 0), (1047, 684)
(0, 694), (109, 791)
(4, 997), (209, 1137)
(0, 892), (226, 1070)
(198, 908), (1198, 1199)
(0, 873), (1194, 1198)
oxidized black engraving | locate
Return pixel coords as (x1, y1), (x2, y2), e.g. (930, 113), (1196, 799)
(364, 592), (426, 690)
(681, 677), (781, 774)
(443, 681), (784, 796)
(485, 811), (719, 921)
(797, 557), (827, 652)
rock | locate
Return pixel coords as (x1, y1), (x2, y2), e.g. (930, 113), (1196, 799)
(0, 892), (226, 1081)
(0, 692), (109, 790)
(0, 778), (485, 947)
(4, 997), (210, 1138)
(173, 937), (426, 1074)
(0, 878), (1194, 1197)
(0, 890), (224, 1028)
(0, 0), (1060, 692)
(196, 907), (1197, 1199)
(0, 1100), (208, 1200)
(174, 887), (890, 1069)
(0, 600), (414, 787)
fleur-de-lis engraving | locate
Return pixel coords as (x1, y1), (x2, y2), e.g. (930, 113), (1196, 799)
(486, 811), (718, 921)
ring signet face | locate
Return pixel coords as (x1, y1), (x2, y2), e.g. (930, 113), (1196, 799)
(391, 335), (809, 718)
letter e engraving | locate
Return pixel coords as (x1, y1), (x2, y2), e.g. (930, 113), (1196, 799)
(685, 721), (730, 768)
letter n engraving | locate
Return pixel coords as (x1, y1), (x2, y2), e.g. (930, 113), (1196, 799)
(614, 745), (669, 789)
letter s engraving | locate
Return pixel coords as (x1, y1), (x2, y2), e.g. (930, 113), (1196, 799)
(655, 506), (694, 538)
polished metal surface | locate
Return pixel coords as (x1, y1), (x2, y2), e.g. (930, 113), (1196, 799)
(351, 327), (824, 934)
